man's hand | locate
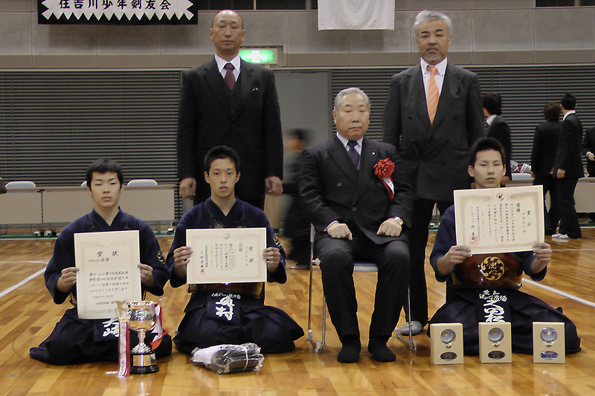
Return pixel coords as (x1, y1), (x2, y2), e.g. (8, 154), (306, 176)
(436, 245), (471, 276)
(56, 267), (79, 293)
(263, 247), (281, 272)
(265, 176), (283, 196)
(179, 177), (196, 200)
(587, 151), (595, 161)
(138, 263), (155, 287)
(327, 222), (352, 240)
(173, 246), (193, 278)
(377, 218), (402, 237)
(556, 169), (566, 179)
(530, 171), (536, 178)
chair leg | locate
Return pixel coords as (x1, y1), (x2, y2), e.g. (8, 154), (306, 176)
(396, 288), (417, 351)
(306, 258), (325, 353)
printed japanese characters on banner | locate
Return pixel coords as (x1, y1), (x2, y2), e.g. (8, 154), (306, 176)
(38, 0), (197, 25)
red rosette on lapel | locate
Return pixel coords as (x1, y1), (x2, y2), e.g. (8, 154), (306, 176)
(374, 158), (395, 200)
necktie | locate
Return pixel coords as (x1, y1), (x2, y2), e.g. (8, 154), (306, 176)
(347, 140), (360, 168)
(224, 63), (235, 90)
(427, 66), (439, 124)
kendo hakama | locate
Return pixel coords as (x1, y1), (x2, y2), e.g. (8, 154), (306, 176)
(167, 198), (304, 355)
(30, 210), (172, 364)
(428, 207), (580, 356)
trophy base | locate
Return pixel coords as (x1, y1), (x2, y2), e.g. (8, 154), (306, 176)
(130, 352), (159, 374)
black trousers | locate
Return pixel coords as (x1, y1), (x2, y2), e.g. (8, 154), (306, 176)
(557, 177), (581, 238)
(316, 233), (409, 342)
(533, 175), (559, 234)
(407, 198), (452, 326)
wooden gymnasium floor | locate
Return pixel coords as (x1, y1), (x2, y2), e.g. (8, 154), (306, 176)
(1, 227), (595, 395)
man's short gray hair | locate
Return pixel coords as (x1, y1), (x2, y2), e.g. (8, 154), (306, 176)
(413, 10), (453, 37)
(334, 87), (371, 111)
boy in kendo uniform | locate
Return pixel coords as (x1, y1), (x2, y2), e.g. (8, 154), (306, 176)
(166, 146), (303, 355)
(428, 137), (580, 355)
(30, 159), (172, 365)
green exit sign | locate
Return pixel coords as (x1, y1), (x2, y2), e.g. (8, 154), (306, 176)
(239, 49), (277, 64)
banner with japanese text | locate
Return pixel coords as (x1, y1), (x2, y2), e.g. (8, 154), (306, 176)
(38, 0), (197, 25)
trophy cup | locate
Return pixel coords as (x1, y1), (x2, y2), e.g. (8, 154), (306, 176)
(128, 301), (159, 374)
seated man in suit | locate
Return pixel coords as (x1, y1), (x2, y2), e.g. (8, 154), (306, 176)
(429, 137), (580, 355)
(167, 146), (303, 355)
(30, 159), (172, 365)
(299, 87), (412, 363)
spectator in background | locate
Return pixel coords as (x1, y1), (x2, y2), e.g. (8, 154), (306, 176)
(282, 128), (311, 269)
(483, 92), (512, 185)
(582, 124), (595, 223)
(553, 93), (583, 240)
(531, 102), (563, 235)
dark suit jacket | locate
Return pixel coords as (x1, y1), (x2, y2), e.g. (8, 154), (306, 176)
(299, 136), (412, 246)
(531, 120), (562, 177)
(582, 126), (595, 175)
(177, 57), (283, 203)
(487, 115), (512, 178)
(554, 113), (584, 179)
(382, 63), (485, 202)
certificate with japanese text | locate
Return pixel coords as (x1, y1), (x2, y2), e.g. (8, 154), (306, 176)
(186, 228), (267, 284)
(454, 185), (544, 254)
(75, 230), (142, 319)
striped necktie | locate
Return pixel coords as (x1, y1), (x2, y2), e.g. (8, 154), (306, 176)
(427, 66), (439, 124)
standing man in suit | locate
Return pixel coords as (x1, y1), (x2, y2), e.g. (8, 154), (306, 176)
(483, 92), (512, 184)
(553, 93), (583, 239)
(300, 88), (412, 363)
(177, 10), (283, 209)
(382, 10), (484, 335)
(531, 101), (563, 235)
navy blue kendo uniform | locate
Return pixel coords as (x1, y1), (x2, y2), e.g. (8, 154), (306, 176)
(428, 206), (580, 355)
(30, 209), (172, 365)
(166, 197), (303, 355)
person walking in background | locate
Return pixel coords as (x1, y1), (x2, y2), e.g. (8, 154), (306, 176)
(282, 128), (311, 269)
(531, 101), (563, 235)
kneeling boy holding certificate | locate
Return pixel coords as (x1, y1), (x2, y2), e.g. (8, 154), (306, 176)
(30, 159), (172, 365)
(428, 137), (581, 355)
(167, 146), (303, 355)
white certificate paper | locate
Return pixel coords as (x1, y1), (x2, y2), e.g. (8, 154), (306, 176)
(186, 228), (267, 284)
(454, 185), (544, 254)
(75, 230), (142, 319)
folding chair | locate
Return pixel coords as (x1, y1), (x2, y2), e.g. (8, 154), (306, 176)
(306, 226), (416, 353)
(125, 179), (172, 233)
(127, 179), (158, 186)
